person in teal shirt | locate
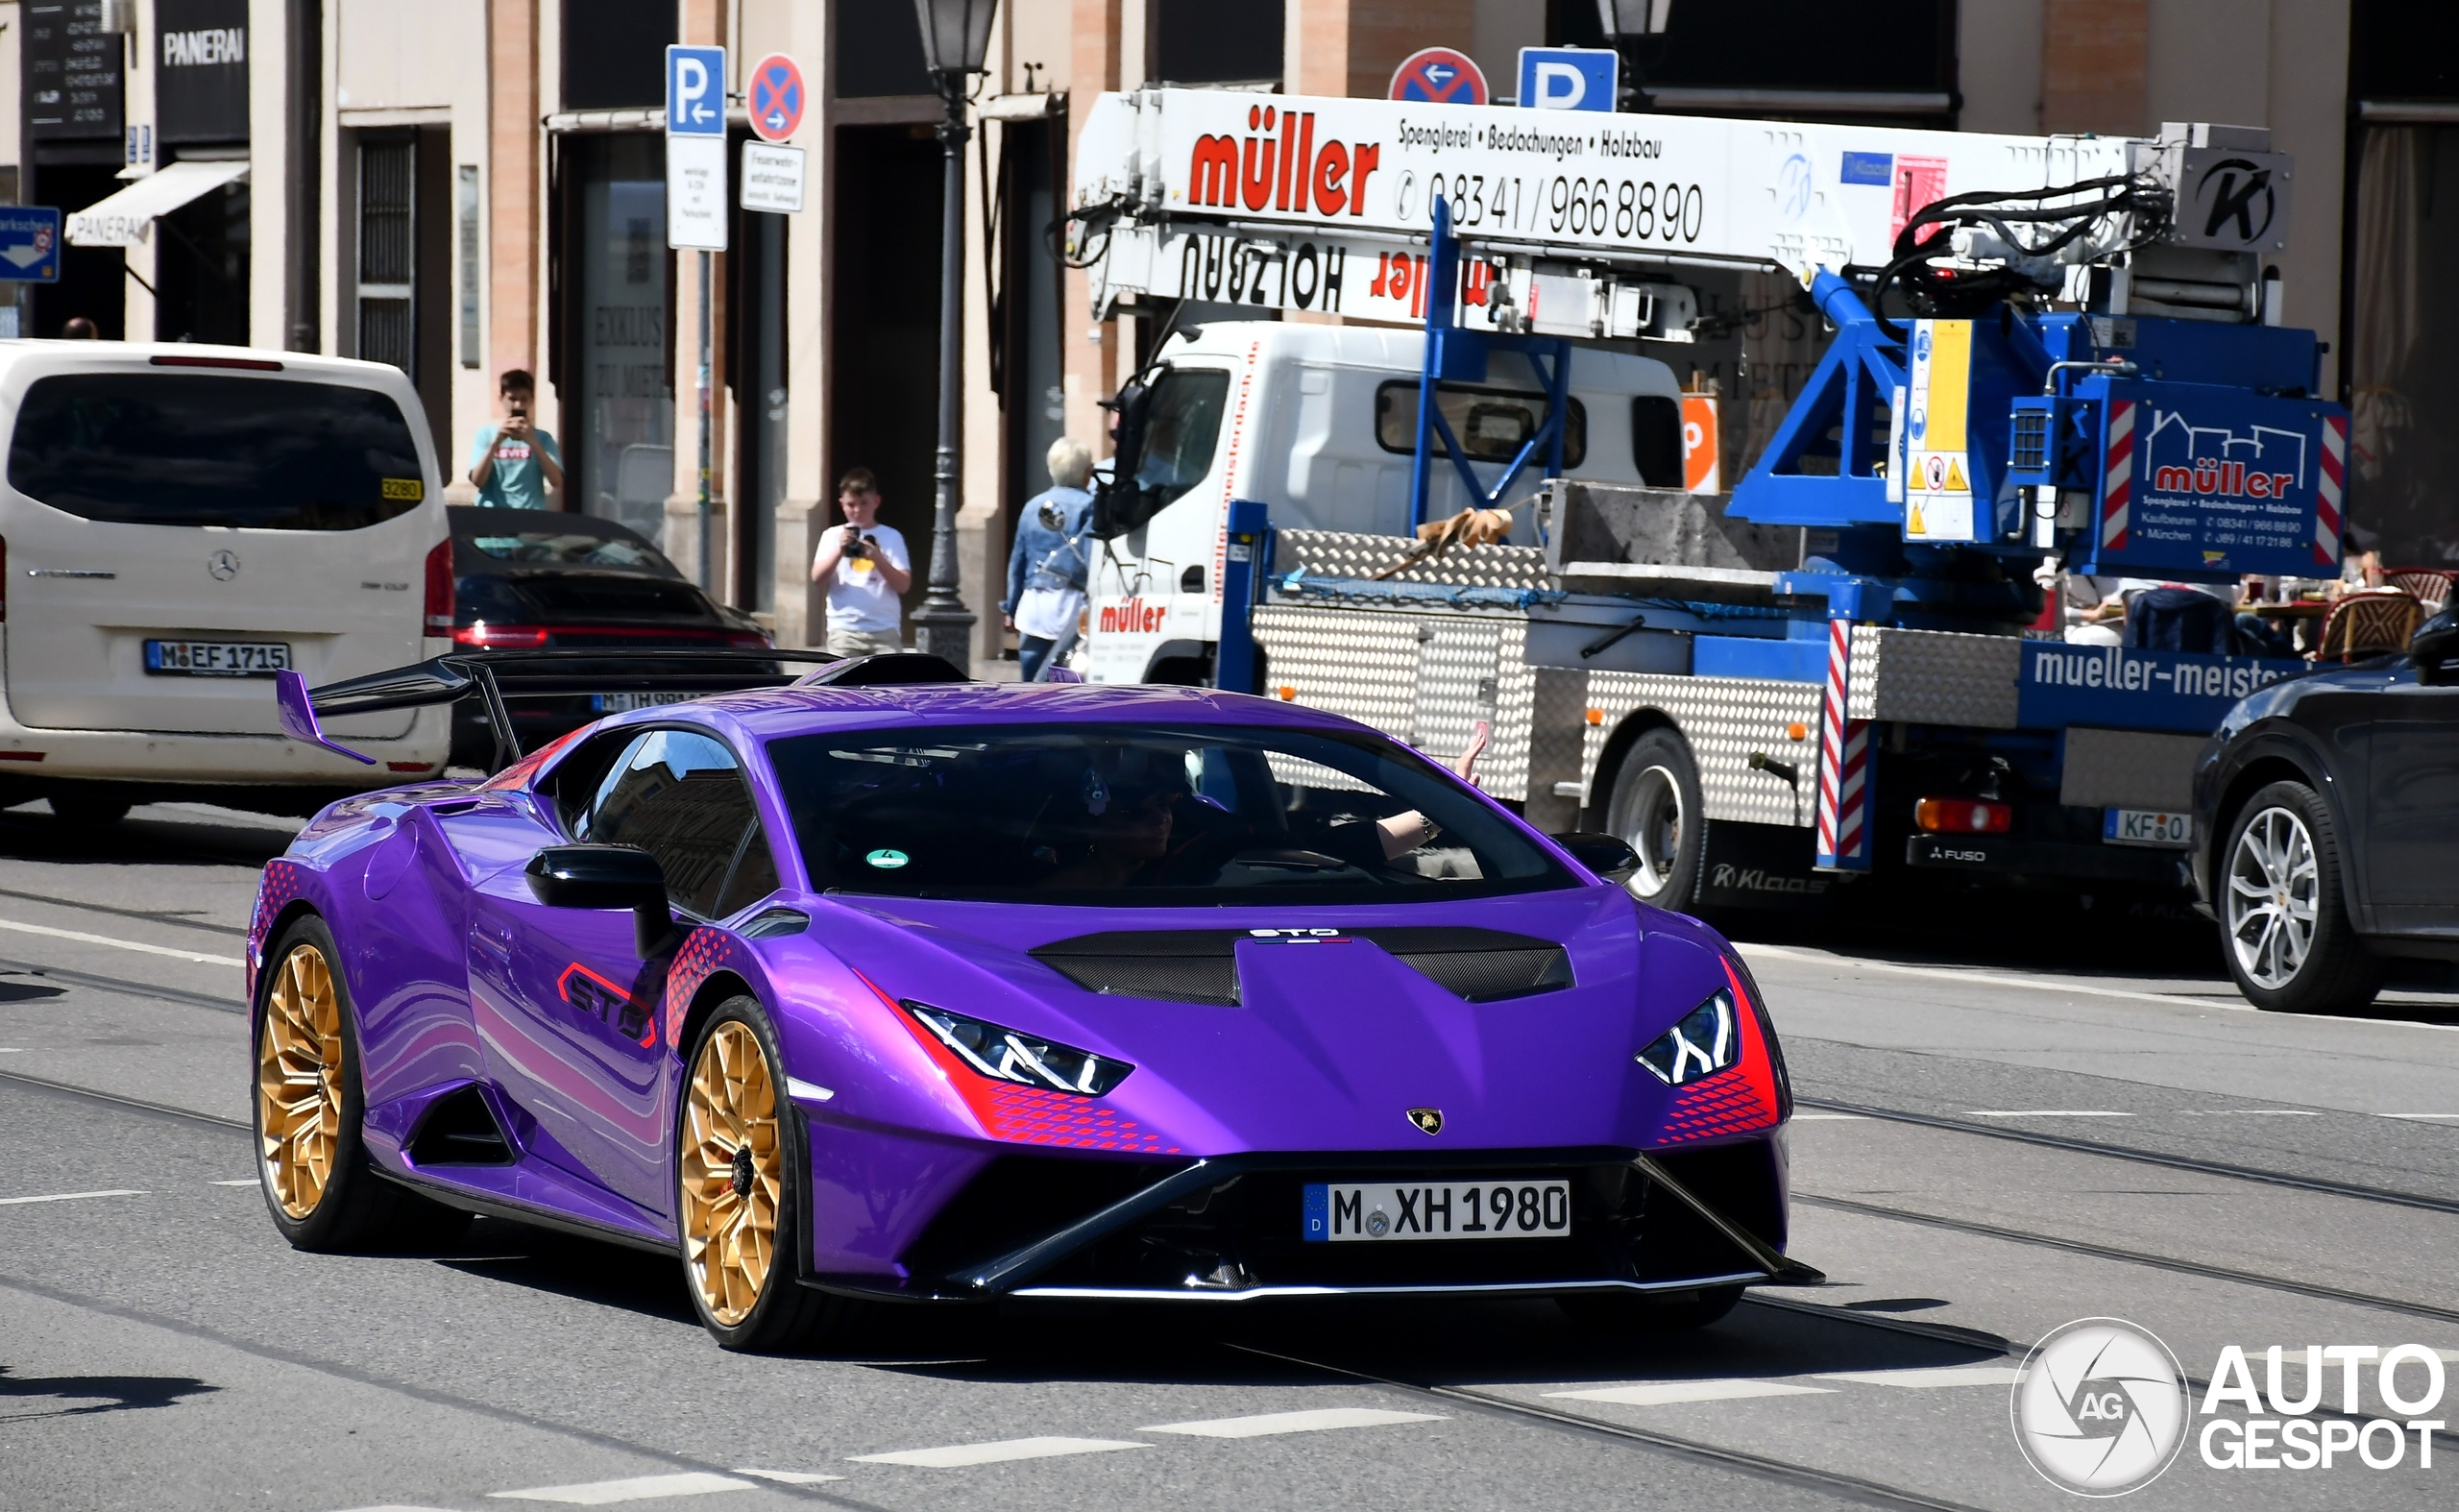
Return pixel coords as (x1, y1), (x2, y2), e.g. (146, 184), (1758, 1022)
(468, 369), (564, 509)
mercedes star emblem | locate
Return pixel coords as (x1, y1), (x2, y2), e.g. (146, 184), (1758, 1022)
(208, 549), (240, 581)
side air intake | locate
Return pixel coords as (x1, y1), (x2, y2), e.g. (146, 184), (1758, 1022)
(407, 1085), (516, 1166)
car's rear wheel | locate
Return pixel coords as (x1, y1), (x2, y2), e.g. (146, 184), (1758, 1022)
(1607, 730), (1703, 909)
(50, 791), (132, 827)
(678, 996), (847, 1351)
(2220, 781), (2382, 1013)
(256, 916), (468, 1251)
(1557, 1283), (1743, 1333)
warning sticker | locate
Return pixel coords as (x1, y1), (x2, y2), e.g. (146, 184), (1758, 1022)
(1904, 318), (1976, 542)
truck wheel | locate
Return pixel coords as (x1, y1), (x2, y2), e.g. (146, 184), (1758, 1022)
(2219, 781), (2381, 1013)
(1607, 730), (1703, 909)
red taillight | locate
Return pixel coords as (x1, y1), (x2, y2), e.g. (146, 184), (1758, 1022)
(726, 631), (773, 648)
(150, 354), (284, 371)
(424, 539), (453, 634)
(1914, 797), (2012, 834)
(451, 622), (550, 648)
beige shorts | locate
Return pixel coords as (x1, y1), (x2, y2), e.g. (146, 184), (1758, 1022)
(825, 626), (906, 658)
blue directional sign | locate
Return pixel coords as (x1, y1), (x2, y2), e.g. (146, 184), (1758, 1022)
(666, 44), (727, 136)
(1517, 46), (1618, 111)
(0, 207), (61, 283)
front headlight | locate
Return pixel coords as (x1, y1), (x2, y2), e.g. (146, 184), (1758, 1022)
(903, 1001), (1133, 1097)
(1635, 988), (1739, 1086)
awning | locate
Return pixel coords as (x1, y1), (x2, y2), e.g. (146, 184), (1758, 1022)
(66, 161), (252, 249)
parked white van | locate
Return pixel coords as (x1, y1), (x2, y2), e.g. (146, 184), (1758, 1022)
(1079, 323), (1685, 685)
(0, 343), (451, 820)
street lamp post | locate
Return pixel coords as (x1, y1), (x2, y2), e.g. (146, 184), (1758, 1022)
(1595, 0), (1675, 110)
(909, 0), (998, 669)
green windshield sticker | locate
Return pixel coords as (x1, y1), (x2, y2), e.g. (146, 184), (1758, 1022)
(864, 848), (911, 869)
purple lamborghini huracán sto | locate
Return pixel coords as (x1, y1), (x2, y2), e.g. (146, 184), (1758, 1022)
(248, 649), (1811, 1350)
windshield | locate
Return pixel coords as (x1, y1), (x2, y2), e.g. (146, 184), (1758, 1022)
(459, 524), (682, 576)
(1132, 370), (1229, 508)
(7, 373), (426, 530)
(766, 722), (1575, 905)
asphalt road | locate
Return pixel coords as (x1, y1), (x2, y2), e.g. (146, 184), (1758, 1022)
(3, 799), (2456, 1512)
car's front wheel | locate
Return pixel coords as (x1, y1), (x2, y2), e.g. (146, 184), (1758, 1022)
(255, 915), (467, 1250)
(2219, 781), (2381, 1013)
(678, 996), (848, 1351)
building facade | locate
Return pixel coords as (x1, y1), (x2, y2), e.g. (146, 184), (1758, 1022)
(3, 0), (2452, 656)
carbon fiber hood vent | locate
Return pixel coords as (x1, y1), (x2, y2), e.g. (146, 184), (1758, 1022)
(1030, 927), (1572, 1007)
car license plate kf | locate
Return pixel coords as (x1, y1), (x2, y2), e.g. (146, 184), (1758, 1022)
(1303, 1180), (1570, 1242)
(2104, 808), (2191, 848)
(143, 640), (291, 677)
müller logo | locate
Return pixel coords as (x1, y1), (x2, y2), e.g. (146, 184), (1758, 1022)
(1189, 105), (1382, 217)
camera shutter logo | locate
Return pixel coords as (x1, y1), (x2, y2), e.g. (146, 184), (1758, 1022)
(2010, 1317), (2190, 1496)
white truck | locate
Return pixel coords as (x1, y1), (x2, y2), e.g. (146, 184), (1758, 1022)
(1065, 88), (2336, 914)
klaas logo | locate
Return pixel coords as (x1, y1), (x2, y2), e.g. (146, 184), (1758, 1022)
(1190, 104), (1382, 217)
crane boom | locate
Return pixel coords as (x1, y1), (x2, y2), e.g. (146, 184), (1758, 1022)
(1071, 88), (2290, 337)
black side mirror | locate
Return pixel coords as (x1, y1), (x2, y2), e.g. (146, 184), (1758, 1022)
(526, 845), (676, 957)
(2412, 609), (2459, 686)
(1091, 375), (1156, 540)
(1551, 831), (1640, 886)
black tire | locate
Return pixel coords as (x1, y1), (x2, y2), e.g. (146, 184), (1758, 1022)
(2218, 780), (2382, 1013)
(1606, 728), (1705, 911)
(50, 791), (133, 827)
(254, 915), (469, 1252)
(1557, 1284), (1744, 1333)
(677, 995), (854, 1352)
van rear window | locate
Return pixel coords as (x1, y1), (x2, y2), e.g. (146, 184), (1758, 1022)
(7, 373), (426, 531)
(1375, 380), (1587, 469)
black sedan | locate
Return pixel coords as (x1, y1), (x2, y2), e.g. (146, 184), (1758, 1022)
(445, 507), (769, 766)
(2191, 606), (2459, 1012)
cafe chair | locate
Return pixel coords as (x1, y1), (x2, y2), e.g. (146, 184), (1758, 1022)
(2384, 568), (2455, 614)
(2310, 589), (2425, 664)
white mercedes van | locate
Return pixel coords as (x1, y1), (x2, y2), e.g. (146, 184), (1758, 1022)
(0, 343), (451, 820)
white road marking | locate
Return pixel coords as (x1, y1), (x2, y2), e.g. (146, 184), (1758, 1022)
(849, 1437), (1148, 1469)
(1545, 1379), (1836, 1406)
(488, 1473), (755, 1504)
(733, 1468), (844, 1485)
(1741, 941), (2459, 1032)
(1964, 1110), (2131, 1118)
(1789, 1112), (1869, 1121)
(1140, 1407), (1443, 1438)
(0, 1047), (22, 1053)
(0, 1188), (146, 1207)
(0, 915), (246, 967)
(210, 1179), (258, 1186)
(1815, 1366), (2024, 1388)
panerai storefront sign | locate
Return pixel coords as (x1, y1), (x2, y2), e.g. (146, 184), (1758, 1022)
(156, 0), (248, 144)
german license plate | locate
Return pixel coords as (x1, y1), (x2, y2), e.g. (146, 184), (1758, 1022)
(590, 692), (695, 713)
(2104, 808), (2191, 848)
(1303, 1179), (1570, 1243)
(143, 640), (290, 677)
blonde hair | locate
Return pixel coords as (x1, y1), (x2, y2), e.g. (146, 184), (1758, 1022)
(1046, 437), (1094, 490)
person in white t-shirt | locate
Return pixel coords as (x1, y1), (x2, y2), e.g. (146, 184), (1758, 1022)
(810, 468), (913, 657)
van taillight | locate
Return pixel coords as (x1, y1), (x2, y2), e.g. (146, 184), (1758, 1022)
(424, 539), (453, 634)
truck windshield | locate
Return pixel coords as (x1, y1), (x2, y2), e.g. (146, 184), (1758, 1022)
(7, 372), (426, 531)
(1132, 370), (1230, 507)
(767, 721), (1576, 905)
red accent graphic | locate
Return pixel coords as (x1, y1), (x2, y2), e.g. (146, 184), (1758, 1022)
(1656, 960), (1783, 1144)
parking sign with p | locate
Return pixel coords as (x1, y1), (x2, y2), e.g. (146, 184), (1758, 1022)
(667, 45), (726, 135)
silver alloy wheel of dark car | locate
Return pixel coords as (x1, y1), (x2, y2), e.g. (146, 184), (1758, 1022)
(2216, 781), (2382, 1014)
(2225, 802), (2318, 990)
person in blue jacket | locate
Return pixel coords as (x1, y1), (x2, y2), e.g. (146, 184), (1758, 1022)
(1003, 438), (1095, 682)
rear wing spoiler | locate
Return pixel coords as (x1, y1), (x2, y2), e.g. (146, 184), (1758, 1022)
(274, 648), (969, 773)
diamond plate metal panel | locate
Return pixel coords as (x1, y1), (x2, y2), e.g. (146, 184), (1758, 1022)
(1487, 617), (1536, 804)
(1846, 625), (2022, 728)
(1276, 528), (1551, 589)
(1253, 607), (1422, 740)
(1416, 621), (1502, 765)
(1578, 674), (1823, 827)
(2059, 727), (2205, 810)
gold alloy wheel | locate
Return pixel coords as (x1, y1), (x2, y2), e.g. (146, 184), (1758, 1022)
(256, 941), (345, 1219)
(680, 1021), (784, 1327)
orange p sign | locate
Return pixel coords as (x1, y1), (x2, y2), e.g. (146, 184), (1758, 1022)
(1681, 395), (1720, 494)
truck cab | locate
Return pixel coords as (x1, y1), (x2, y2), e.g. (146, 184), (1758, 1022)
(1083, 323), (1685, 686)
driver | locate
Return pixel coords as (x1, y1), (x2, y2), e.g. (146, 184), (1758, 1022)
(1037, 748), (1191, 890)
